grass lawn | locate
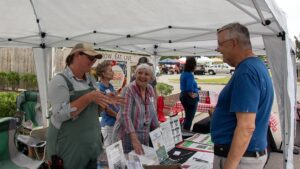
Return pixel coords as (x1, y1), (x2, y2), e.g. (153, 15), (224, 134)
(169, 76), (230, 85)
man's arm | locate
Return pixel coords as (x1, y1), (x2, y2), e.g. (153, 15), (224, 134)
(224, 112), (256, 169)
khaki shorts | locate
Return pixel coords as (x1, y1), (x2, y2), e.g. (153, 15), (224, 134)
(213, 154), (267, 169)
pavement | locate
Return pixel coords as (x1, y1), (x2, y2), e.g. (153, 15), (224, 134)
(157, 74), (300, 168)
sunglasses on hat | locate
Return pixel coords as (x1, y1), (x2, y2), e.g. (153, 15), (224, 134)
(79, 52), (96, 62)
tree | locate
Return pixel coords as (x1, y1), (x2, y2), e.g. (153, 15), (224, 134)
(156, 82), (174, 96)
(159, 56), (179, 61)
(295, 36), (300, 59)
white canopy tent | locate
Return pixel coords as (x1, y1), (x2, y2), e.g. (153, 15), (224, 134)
(0, 0), (296, 168)
(197, 56), (213, 65)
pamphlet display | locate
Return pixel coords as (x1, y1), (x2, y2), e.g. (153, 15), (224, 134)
(105, 116), (215, 168)
(160, 119), (175, 151)
(149, 128), (169, 163)
(106, 140), (127, 169)
(169, 116), (183, 144)
(185, 133), (213, 146)
(128, 145), (159, 165)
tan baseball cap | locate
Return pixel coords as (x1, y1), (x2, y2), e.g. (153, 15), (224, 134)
(69, 43), (102, 59)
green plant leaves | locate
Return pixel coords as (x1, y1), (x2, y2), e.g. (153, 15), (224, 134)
(156, 82), (174, 96)
(0, 92), (18, 118)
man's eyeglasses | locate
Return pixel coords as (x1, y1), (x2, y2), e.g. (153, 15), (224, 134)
(218, 39), (233, 47)
(79, 52), (96, 62)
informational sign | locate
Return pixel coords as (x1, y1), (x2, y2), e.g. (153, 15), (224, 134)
(94, 51), (152, 93)
(110, 61), (127, 93)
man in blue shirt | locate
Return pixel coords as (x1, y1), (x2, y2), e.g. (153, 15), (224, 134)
(211, 23), (274, 169)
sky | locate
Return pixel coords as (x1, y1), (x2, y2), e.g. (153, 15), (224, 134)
(274, 0), (300, 39)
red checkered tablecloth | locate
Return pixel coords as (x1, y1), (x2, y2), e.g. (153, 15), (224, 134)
(173, 101), (215, 113)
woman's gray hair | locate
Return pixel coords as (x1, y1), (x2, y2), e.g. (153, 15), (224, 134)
(135, 63), (154, 78)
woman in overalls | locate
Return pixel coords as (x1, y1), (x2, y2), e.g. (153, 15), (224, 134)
(46, 43), (124, 169)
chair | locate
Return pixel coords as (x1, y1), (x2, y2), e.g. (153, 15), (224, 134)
(17, 127), (47, 160)
(16, 90), (42, 128)
(0, 117), (43, 169)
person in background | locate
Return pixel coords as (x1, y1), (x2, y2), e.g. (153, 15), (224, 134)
(179, 57), (199, 131)
(47, 43), (124, 169)
(113, 64), (159, 155)
(96, 60), (120, 148)
(211, 23), (273, 169)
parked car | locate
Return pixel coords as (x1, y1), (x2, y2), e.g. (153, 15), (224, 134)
(155, 66), (160, 76)
(206, 63), (235, 75)
(194, 64), (206, 75)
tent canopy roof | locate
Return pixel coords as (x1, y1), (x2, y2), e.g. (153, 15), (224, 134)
(0, 0), (287, 56)
(159, 58), (179, 64)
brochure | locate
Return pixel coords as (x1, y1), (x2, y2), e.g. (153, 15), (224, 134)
(128, 145), (159, 165)
(169, 115), (183, 144)
(176, 141), (213, 153)
(127, 154), (145, 169)
(160, 119), (175, 151)
(185, 133), (213, 146)
(106, 140), (127, 169)
(149, 128), (169, 163)
(181, 151), (214, 169)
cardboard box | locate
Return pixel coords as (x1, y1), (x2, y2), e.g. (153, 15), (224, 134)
(144, 164), (182, 169)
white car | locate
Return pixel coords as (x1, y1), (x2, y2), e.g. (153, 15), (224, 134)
(155, 66), (160, 76)
(206, 63), (235, 75)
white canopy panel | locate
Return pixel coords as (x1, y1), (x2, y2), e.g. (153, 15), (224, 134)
(0, 0), (286, 56)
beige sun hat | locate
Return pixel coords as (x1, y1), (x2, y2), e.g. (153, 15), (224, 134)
(69, 43), (102, 59)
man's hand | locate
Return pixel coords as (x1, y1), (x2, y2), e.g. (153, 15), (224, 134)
(224, 112), (256, 169)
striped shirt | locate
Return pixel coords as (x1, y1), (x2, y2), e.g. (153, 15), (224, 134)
(113, 81), (159, 153)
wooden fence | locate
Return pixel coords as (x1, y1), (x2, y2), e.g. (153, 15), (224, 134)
(0, 48), (69, 74)
(0, 47), (145, 77)
(0, 48), (35, 73)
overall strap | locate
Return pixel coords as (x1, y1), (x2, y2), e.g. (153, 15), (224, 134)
(87, 76), (95, 90)
(57, 73), (74, 92)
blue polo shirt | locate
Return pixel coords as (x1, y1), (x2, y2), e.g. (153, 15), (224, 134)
(180, 71), (199, 93)
(98, 82), (120, 127)
(211, 57), (274, 152)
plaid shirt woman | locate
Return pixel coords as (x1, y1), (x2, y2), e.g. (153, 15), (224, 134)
(113, 64), (159, 154)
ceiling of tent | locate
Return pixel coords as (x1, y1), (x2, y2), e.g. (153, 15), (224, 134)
(0, 0), (285, 56)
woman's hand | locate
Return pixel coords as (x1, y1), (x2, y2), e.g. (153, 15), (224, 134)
(89, 90), (110, 108)
(130, 133), (144, 155)
(89, 90), (125, 109)
(188, 92), (198, 98)
(107, 93), (126, 106)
